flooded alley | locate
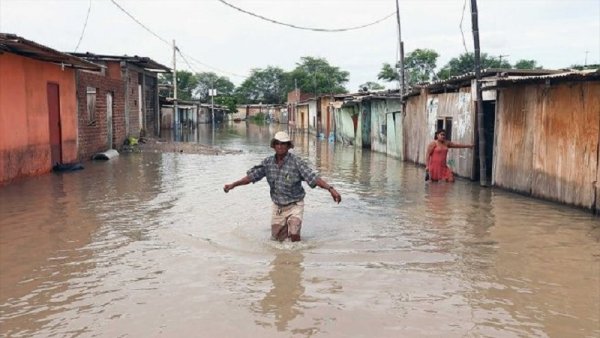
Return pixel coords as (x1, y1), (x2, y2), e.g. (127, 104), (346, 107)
(1, 122), (599, 338)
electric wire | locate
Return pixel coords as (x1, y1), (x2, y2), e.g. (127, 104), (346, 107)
(109, 0), (170, 45)
(109, 0), (246, 79)
(180, 51), (247, 79)
(74, 0), (92, 52)
(216, 0), (395, 32)
(459, 0), (470, 54)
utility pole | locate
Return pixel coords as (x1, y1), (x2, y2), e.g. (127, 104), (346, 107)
(209, 88), (216, 129)
(471, 0), (488, 186)
(172, 39), (178, 135)
(295, 79), (299, 127)
(395, 0), (405, 97)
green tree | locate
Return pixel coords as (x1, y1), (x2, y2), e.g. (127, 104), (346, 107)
(214, 95), (238, 115)
(514, 59), (542, 69)
(378, 49), (440, 86)
(234, 66), (287, 104)
(158, 70), (199, 101)
(377, 62), (398, 83)
(570, 63), (600, 70)
(405, 49), (439, 84)
(437, 53), (512, 80)
(195, 72), (235, 103)
(287, 56), (349, 96)
(358, 81), (385, 92)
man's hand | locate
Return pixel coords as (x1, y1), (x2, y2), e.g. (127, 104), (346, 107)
(223, 184), (234, 193)
(330, 188), (341, 204)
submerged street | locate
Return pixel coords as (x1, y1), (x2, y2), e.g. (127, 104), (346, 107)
(1, 122), (599, 337)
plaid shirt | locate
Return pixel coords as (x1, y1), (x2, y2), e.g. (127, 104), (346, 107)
(247, 152), (319, 206)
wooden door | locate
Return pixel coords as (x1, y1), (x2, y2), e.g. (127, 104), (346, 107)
(47, 83), (62, 165)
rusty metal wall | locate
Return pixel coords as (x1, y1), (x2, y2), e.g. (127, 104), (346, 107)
(495, 81), (600, 210)
(403, 92), (429, 164)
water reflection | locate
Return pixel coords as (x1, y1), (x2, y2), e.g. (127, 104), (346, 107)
(424, 182), (452, 220)
(255, 252), (305, 332)
(0, 122), (598, 338)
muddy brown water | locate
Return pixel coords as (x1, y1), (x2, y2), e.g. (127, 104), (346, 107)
(1, 123), (599, 337)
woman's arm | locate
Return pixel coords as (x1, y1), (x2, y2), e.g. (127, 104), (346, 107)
(425, 142), (435, 169)
(448, 142), (474, 149)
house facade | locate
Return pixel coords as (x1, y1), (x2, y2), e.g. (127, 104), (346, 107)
(0, 33), (100, 185)
(70, 53), (170, 144)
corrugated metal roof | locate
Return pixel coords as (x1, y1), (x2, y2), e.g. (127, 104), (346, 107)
(0, 33), (100, 70)
(484, 69), (600, 84)
(332, 90), (401, 105)
(69, 52), (171, 72)
(424, 68), (561, 91)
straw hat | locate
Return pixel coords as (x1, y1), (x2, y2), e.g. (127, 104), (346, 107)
(270, 131), (294, 148)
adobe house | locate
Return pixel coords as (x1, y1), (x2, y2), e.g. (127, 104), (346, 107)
(69, 53), (170, 149)
(286, 89), (313, 128)
(0, 33), (100, 185)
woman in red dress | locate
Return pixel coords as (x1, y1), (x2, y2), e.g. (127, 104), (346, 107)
(426, 130), (474, 182)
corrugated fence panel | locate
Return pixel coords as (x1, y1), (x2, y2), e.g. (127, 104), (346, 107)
(496, 81), (599, 210)
(434, 88), (475, 179)
(532, 82), (600, 208)
(494, 86), (537, 192)
(403, 93), (428, 164)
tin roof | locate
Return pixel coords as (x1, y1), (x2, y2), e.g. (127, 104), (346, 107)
(332, 90), (401, 105)
(69, 52), (171, 72)
(484, 68), (600, 85)
(0, 33), (100, 70)
(424, 68), (561, 93)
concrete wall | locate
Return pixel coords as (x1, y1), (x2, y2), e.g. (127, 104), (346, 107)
(370, 100), (387, 154)
(334, 105), (359, 146)
(385, 99), (403, 159)
(308, 100), (317, 133)
(0, 52), (78, 184)
(297, 104), (309, 130)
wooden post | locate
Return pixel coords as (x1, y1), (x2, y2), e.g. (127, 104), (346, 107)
(471, 0), (488, 186)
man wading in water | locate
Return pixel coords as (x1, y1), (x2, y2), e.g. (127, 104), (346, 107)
(223, 131), (341, 242)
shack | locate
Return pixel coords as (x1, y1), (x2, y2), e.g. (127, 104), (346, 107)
(0, 33), (100, 184)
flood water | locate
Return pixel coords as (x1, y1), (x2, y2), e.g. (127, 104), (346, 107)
(1, 122), (599, 338)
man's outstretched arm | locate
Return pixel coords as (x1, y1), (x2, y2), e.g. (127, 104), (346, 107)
(224, 176), (252, 193)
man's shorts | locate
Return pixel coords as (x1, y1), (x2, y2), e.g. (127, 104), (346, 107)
(271, 200), (304, 241)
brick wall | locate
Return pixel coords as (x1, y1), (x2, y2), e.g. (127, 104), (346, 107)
(124, 69), (141, 138)
(76, 69), (126, 161)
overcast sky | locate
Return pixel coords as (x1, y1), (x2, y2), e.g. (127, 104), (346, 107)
(1, 0), (599, 91)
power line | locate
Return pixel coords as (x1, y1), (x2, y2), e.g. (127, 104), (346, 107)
(180, 50), (248, 79)
(109, 0), (246, 79)
(217, 0), (395, 32)
(74, 0), (92, 52)
(459, 0), (470, 55)
(109, 0), (170, 45)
